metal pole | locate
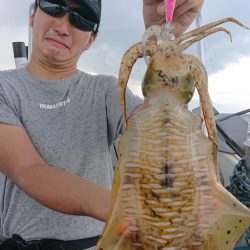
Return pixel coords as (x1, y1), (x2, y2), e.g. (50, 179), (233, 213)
(195, 14), (204, 63)
(194, 13), (206, 134)
(28, 3), (34, 61)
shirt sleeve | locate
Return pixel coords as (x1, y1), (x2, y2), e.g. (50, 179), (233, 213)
(0, 83), (23, 128)
(106, 76), (142, 146)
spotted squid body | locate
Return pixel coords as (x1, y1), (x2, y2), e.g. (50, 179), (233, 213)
(96, 18), (250, 250)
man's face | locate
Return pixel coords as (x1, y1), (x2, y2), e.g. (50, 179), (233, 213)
(30, 0), (96, 65)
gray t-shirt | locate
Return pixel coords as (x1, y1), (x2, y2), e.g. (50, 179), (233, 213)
(0, 67), (141, 242)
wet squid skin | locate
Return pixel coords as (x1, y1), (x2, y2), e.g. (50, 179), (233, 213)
(96, 18), (250, 250)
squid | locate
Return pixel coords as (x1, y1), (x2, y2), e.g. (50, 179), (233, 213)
(96, 18), (250, 250)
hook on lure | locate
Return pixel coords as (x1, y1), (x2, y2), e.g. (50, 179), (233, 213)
(160, 0), (176, 40)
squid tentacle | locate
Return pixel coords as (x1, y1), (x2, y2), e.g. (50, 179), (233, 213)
(118, 42), (157, 124)
(188, 54), (219, 180)
(175, 17), (249, 45)
(118, 42), (142, 124)
(179, 27), (232, 53)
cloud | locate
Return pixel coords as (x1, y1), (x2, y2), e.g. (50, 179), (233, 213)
(200, 0), (250, 74)
(191, 56), (250, 113)
(78, 0), (144, 76)
(208, 56), (250, 112)
(0, 0), (33, 26)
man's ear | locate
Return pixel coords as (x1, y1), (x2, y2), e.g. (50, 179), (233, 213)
(86, 33), (97, 50)
(29, 7), (36, 27)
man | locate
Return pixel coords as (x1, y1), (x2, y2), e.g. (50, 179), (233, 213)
(0, 0), (203, 249)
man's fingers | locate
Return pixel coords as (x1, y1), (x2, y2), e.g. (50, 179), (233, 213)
(157, 2), (166, 16)
(157, 0), (187, 16)
(174, 0), (202, 19)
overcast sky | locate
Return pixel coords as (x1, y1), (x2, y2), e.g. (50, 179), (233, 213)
(0, 0), (249, 113)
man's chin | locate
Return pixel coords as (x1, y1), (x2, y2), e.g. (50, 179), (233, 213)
(45, 52), (69, 64)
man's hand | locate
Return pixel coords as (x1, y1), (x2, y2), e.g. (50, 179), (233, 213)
(143, 0), (204, 36)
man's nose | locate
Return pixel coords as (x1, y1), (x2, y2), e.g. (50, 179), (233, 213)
(54, 13), (71, 36)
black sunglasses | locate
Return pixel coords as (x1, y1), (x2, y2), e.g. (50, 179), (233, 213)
(38, 0), (98, 32)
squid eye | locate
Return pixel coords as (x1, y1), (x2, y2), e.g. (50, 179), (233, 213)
(181, 74), (194, 89)
(179, 73), (195, 103)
